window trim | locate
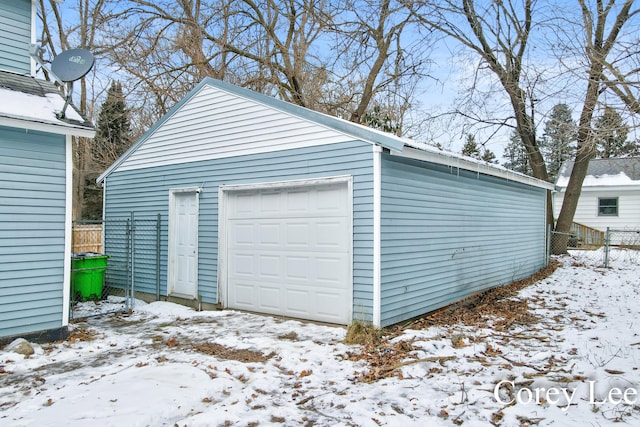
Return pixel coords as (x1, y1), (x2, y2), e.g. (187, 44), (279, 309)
(598, 197), (619, 217)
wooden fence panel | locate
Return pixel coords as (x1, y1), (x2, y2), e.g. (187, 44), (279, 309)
(72, 224), (103, 254)
(570, 222), (605, 248)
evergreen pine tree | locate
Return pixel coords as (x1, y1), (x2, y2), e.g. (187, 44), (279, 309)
(502, 131), (532, 175)
(462, 133), (498, 163)
(461, 133), (481, 158)
(361, 104), (401, 135)
(84, 81), (133, 219)
(93, 81), (132, 169)
(541, 103), (576, 181)
(481, 148), (498, 164)
(594, 107), (636, 158)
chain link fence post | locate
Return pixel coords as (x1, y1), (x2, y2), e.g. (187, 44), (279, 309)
(125, 216), (131, 312)
(156, 213), (161, 301)
(130, 211), (136, 308)
(604, 227), (610, 268)
(546, 224), (551, 267)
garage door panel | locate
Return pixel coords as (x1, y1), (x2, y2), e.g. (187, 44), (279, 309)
(259, 286), (280, 310)
(286, 255), (311, 280)
(285, 223), (311, 246)
(231, 219), (349, 253)
(317, 221), (348, 248)
(231, 252), (282, 283)
(259, 255), (280, 277)
(231, 253), (255, 276)
(234, 283), (256, 306)
(230, 222), (283, 248)
(286, 189), (310, 212)
(260, 191), (281, 213)
(316, 291), (345, 320)
(226, 182), (351, 324)
(317, 187), (346, 212)
(260, 223), (281, 245)
(233, 192), (256, 214)
(316, 257), (348, 286)
(232, 223), (255, 245)
(285, 289), (310, 315)
(228, 184), (348, 218)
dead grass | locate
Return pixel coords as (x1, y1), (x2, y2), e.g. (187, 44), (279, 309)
(344, 321), (386, 346)
(278, 331), (299, 341)
(411, 260), (559, 330)
(345, 262), (560, 383)
(346, 338), (418, 383)
(66, 326), (99, 343)
(192, 342), (275, 363)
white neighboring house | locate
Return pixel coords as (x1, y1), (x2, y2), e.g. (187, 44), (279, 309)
(554, 158), (640, 240)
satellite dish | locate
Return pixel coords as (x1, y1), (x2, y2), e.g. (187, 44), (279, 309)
(47, 48), (95, 119)
(51, 48), (95, 82)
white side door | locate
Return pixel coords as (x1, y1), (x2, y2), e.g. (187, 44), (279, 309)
(168, 190), (199, 298)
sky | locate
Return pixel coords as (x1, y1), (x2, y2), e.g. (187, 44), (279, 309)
(38, 0), (639, 164)
(2, 250), (640, 426)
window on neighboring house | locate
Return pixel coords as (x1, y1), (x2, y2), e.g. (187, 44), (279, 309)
(598, 197), (618, 216)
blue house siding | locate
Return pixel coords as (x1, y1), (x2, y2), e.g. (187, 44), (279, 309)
(0, 0), (31, 75)
(379, 153), (546, 326)
(104, 141), (376, 321)
(0, 126), (67, 338)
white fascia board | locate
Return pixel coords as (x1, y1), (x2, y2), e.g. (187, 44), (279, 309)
(392, 146), (555, 191)
(0, 116), (95, 138)
(555, 184), (640, 193)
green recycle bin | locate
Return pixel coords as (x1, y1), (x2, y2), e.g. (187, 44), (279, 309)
(71, 253), (109, 301)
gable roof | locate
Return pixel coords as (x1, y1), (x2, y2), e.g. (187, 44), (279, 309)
(98, 77), (553, 190)
(0, 70), (95, 137)
(556, 158), (640, 188)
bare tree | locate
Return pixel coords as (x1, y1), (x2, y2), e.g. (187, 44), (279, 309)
(407, 0), (554, 225)
(409, 0), (640, 251)
(37, 0), (117, 219)
(106, 0), (335, 112)
(600, 17), (640, 115)
(100, 0), (435, 139)
(325, 0), (431, 126)
(554, 0), (639, 251)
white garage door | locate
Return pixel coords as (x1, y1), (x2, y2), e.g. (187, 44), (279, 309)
(225, 181), (351, 324)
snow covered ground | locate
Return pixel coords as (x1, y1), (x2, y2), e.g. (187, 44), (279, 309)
(1, 252), (639, 426)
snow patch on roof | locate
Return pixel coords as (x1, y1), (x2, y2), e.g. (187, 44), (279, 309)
(556, 158), (640, 188)
(556, 171), (638, 188)
(0, 86), (86, 126)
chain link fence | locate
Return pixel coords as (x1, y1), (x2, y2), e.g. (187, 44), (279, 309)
(604, 228), (640, 267)
(70, 215), (161, 320)
(549, 227), (640, 268)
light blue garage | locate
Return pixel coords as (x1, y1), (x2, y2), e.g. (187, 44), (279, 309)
(99, 78), (552, 327)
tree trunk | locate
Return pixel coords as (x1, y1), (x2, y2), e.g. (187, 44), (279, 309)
(553, 69), (602, 252)
(509, 89), (555, 230)
(552, 150), (595, 254)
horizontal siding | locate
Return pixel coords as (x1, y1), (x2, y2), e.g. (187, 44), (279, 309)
(0, 125), (66, 338)
(1, 309), (63, 337)
(379, 154), (547, 326)
(117, 85), (355, 172)
(105, 141), (375, 321)
(0, 0), (31, 75)
(553, 189), (640, 231)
